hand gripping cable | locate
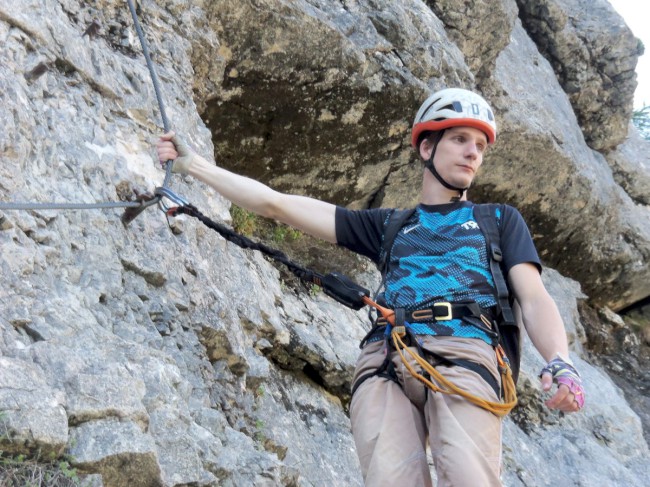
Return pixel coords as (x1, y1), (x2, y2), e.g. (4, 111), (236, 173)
(0, 0), (183, 224)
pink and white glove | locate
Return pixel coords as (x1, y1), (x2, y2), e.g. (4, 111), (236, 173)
(540, 357), (585, 410)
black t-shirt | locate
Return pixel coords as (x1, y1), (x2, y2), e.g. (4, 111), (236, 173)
(335, 201), (541, 343)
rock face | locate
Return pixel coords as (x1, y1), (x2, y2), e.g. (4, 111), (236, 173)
(1, 0), (649, 486)
(516, 0), (642, 152)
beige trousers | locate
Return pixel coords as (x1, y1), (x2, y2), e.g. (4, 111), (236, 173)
(350, 335), (503, 487)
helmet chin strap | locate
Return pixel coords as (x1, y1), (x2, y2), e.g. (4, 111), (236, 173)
(423, 130), (468, 202)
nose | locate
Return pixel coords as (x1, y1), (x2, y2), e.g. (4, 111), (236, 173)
(465, 142), (479, 159)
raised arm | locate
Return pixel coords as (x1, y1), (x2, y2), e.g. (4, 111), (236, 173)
(157, 132), (337, 243)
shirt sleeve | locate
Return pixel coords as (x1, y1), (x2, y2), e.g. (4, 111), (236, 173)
(500, 205), (542, 275)
(335, 206), (392, 263)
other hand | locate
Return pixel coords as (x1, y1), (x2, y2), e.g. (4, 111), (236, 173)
(540, 357), (584, 413)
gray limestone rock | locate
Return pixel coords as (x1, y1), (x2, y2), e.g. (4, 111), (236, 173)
(516, 0), (643, 152)
(0, 1), (648, 486)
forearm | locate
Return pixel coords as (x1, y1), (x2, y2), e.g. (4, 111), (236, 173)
(520, 292), (570, 362)
(186, 155), (277, 215)
(508, 263), (570, 362)
(186, 155), (337, 243)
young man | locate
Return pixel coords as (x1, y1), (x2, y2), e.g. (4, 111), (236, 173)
(156, 88), (584, 487)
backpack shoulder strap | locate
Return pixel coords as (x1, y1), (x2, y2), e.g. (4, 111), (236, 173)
(377, 207), (417, 275)
(474, 203), (522, 382)
(474, 203), (514, 324)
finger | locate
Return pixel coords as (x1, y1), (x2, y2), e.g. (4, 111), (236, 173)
(168, 134), (193, 161)
(169, 133), (183, 148)
(157, 148), (178, 162)
(556, 395), (579, 413)
(159, 130), (176, 141)
(540, 372), (553, 392)
(156, 142), (177, 154)
(156, 148), (176, 160)
(545, 383), (570, 409)
(155, 139), (173, 151)
(556, 394), (576, 412)
(559, 386), (582, 413)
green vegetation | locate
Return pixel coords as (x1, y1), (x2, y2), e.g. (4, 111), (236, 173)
(632, 104), (650, 140)
(0, 412), (86, 486)
(271, 225), (301, 244)
(230, 205), (260, 237)
(254, 419), (266, 443)
(230, 205), (300, 243)
(0, 452), (83, 487)
(229, 204), (367, 295)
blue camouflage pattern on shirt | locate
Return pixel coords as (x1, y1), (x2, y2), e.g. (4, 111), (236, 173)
(383, 204), (498, 344)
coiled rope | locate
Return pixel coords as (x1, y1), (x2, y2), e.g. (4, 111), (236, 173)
(391, 328), (518, 416)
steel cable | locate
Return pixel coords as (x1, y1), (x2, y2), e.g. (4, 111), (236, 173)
(0, 0), (173, 216)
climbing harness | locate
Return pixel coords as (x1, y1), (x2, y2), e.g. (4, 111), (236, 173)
(389, 315), (516, 417)
(353, 296), (518, 417)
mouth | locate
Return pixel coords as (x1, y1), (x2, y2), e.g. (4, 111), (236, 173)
(457, 165), (475, 174)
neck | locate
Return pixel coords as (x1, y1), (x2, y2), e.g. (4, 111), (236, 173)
(420, 170), (468, 204)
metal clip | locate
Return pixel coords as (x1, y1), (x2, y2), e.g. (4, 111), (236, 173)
(433, 302), (453, 321)
(154, 187), (189, 213)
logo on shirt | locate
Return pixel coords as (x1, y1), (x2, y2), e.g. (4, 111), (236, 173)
(403, 224), (421, 234)
(461, 220), (479, 230)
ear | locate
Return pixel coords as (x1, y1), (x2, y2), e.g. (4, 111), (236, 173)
(419, 137), (434, 161)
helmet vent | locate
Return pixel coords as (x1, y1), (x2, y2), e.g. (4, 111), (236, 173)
(419, 97), (442, 121)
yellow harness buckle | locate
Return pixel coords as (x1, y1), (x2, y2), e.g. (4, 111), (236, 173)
(433, 302), (453, 321)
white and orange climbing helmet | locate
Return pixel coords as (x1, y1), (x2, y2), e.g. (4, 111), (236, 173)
(411, 88), (497, 148)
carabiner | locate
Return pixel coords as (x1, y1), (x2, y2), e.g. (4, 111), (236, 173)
(154, 186), (190, 213)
